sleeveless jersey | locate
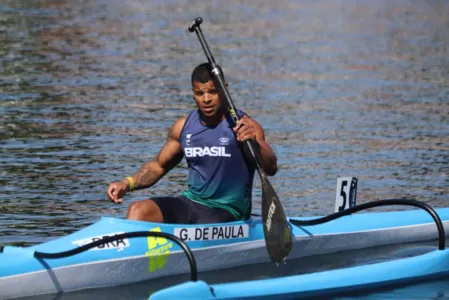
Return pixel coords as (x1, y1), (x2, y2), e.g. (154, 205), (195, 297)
(180, 110), (255, 220)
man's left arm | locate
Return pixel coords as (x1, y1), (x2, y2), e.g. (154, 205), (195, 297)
(233, 115), (278, 176)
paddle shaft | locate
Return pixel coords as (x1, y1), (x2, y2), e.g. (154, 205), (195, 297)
(189, 17), (264, 177)
(189, 17), (292, 264)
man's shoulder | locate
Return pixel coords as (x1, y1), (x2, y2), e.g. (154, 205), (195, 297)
(175, 114), (188, 124)
(171, 111), (197, 139)
(175, 110), (198, 126)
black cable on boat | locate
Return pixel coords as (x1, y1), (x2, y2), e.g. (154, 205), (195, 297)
(34, 231), (198, 281)
(290, 199), (446, 250)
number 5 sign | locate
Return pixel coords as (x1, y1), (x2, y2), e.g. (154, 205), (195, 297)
(335, 177), (358, 213)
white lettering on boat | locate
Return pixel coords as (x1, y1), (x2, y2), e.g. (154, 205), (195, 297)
(174, 224), (249, 241)
(72, 232), (130, 252)
(266, 202), (276, 231)
(184, 146), (231, 158)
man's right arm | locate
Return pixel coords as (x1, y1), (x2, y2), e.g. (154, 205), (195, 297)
(107, 117), (186, 203)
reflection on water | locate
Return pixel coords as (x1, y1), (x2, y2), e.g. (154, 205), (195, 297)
(1, 0), (449, 298)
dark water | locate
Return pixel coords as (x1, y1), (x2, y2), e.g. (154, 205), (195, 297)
(1, 0), (449, 298)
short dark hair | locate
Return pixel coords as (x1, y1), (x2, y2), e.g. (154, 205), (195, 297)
(191, 63), (225, 86)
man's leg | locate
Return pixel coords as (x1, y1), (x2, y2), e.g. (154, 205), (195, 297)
(126, 199), (164, 222)
(190, 201), (237, 224)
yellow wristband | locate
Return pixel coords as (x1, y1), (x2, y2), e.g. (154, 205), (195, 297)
(126, 176), (135, 191)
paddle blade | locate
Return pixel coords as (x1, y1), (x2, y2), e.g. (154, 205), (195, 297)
(261, 178), (292, 263)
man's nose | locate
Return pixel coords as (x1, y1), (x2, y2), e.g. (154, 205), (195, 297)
(204, 93), (212, 103)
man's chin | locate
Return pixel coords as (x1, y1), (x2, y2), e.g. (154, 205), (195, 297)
(201, 109), (215, 116)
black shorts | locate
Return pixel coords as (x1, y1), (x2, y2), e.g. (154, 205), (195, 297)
(152, 195), (237, 224)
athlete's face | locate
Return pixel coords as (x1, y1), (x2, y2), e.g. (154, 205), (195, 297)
(192, 80), (223, 118)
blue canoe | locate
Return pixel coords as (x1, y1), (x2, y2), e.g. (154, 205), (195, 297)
(150, 200), (449, 299)
(150, 249), (449, 299)
(1, 206), (449, 299)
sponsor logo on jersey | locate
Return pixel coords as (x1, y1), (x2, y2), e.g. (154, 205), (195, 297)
(186, 133), (192, 146)
(219, 137), (230, 145)
(185, 146), (231, 157)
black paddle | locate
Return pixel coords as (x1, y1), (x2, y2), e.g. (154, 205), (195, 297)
(188, 17), (292, 263)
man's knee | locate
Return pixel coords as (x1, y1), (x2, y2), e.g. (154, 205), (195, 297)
(127, 200), (144, 216)
(127, 199), (163, 222)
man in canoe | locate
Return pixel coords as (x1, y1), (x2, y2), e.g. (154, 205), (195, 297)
(107, 63), (277, 224)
